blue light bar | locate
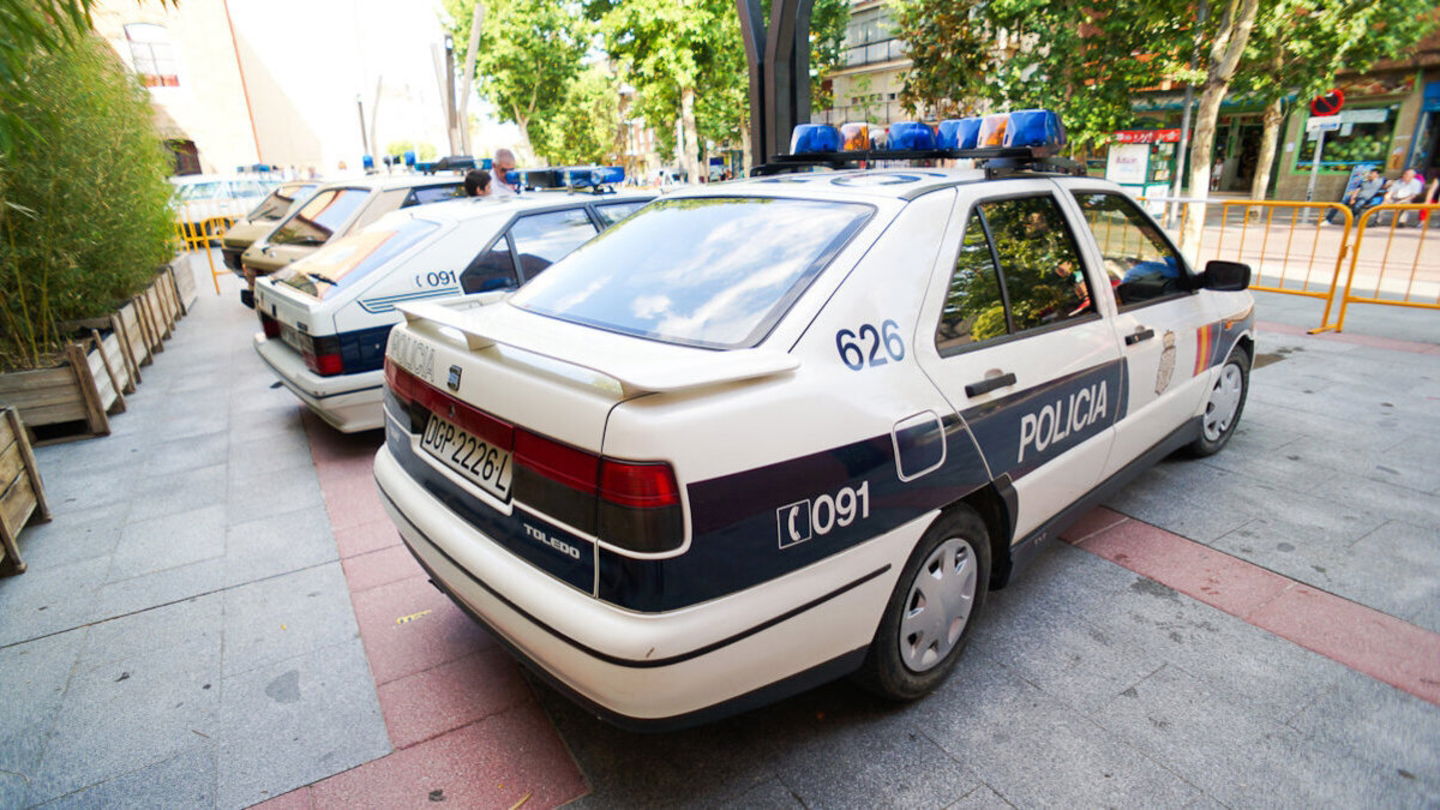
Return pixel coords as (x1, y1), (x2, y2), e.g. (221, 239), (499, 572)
(403, 150), (416, 167)
(563, 166), (625, 187)
(888, 122), (937, 151)
(1005, 109), (1065, 148)
(790, 124), (843, 155)
(937, 118), (982, 150)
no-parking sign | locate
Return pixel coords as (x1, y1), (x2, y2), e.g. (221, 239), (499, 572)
(1311, 89), (1345, 117)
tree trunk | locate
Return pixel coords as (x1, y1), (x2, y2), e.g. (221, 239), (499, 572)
(1181, 0), (1262, 254)
(741, 117), (753, 176)
(1249, 97), (1283, 202)
(513, 114), (535, 166)
(681, 85), (701, 183)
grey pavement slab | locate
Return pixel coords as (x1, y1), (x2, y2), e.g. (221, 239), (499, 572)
(215, 639), (389, 809)
(0, 261), (390, 808)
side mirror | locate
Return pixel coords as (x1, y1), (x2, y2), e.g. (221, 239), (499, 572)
(1202, 260), (1250, 291)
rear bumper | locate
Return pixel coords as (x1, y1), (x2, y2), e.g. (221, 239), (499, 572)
(253, 332), (383, 432)
(373, 443), (911, 727)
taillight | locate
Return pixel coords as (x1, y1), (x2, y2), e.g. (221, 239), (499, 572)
(259, 312), (280, 339)
(305, 335), (343, 376)
(385, 359), (683, 552)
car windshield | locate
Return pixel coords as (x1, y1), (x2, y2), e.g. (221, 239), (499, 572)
(248, 184), (316, 222)
(511, 196), (872, 349)
(178, 181), (223, 201)
(269, 187), (370, 246)
(275, 218), (439, 300)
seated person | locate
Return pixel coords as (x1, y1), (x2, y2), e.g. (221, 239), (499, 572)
(1378, 168), (1424, 226)
(1326, 167), (1384, 225)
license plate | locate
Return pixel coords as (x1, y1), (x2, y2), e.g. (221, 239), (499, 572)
(419, 412), (513, 500)
(280, 323), (307, 353)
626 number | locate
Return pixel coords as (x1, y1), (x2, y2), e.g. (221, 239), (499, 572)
(836, 320), (904, 371)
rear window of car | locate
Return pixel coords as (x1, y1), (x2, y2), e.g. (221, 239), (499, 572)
(247, 184), (316, 222)
(275, 217), (439, 300)
(511, 196), (872, 349)
(269, 187), (370, 246)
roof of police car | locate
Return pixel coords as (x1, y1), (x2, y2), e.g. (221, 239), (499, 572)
(376, 190), (656, 226)
(674, 167), (1108, 202)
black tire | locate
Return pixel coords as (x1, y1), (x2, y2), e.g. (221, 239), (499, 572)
(854, 506), (991, 701)
(1187, 347), (1250, 457)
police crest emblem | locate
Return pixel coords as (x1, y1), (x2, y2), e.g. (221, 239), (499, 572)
(1155, 330), (1177, 395)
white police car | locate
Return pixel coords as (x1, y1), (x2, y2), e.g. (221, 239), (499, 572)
(373, 111), (1255, 729)
(252, 190), (652, 432)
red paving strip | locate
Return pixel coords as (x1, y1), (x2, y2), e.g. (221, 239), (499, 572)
(1062, 507), (1440, 707)
(1256, 319), (1440, 355)
(253, 415), (588, 809)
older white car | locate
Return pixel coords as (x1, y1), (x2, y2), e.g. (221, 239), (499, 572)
(252, 192), (652, 432)
(372, 112), (1254, 729)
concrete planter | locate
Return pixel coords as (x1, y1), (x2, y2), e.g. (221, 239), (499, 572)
(0, 406), (51, 575)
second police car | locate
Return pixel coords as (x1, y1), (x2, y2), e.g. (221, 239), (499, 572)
(373, 111), (1256, 728)
(253, 186), (653, 431)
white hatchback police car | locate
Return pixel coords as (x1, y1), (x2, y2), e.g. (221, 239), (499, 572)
(373, 111), (1255, 729)
(252, 191), (652, 432)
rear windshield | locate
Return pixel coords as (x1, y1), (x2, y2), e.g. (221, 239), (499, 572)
(248, 184), (316, 222)
(510, 196), (872, 349)
(177, 181), (222, 201)
(276, 218), (439, 300)
(270, 187), (370, 246)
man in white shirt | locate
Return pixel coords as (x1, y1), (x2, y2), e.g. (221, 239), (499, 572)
(491, 149), (519, 197)
(1382, 168), (1424, 226)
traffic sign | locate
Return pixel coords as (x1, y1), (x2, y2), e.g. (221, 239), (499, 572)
(1306, 115), (1341, 133)
(1311, 89), (1344, 117)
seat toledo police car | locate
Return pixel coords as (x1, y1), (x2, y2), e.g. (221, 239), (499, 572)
(253, 191), (652, 432)
(372, 111), (1255, 729)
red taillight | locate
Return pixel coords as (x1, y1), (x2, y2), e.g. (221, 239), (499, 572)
(600, 460), (679, 509)
(260, 313), (280, 339)
(515, 430), (599, 495)
(309, 352), (344, 375)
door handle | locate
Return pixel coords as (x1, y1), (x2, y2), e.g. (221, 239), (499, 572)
(1125, 327), (1155, 346)
(965, 371), (1017, 398)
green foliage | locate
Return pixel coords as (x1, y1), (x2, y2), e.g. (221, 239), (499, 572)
(0, 0), (94, 155)
(383, 140), (438, 160)
(1236, 1), (1438, 103)
(529, 65), (623, 165)
(443, 0), (591, 153)
(0, 35), (175, 369)
(809, 0), (850, 111)
(894, 0), (1193, 148)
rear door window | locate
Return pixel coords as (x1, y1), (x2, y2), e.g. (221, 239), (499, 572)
(461, 234), (520, 293)
(509, 208), (599, 281)
(405, 184), (465, 207)
(269, 187), (369, 246)
(512, 196), (873, 349)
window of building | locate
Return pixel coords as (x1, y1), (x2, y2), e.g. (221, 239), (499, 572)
(1295, 106), (1398, 173)
(124, 23), (179, 88)
(843, 7), (902, 67)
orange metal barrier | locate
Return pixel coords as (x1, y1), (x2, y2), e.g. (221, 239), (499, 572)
(1214, 201), (1354, 310)
(174, 215), (235, 295)
(1314, 203), (1440, 334)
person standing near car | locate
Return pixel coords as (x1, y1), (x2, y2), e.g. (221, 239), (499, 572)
(464, 169), (492, 197)
(491, 149), (519, 196)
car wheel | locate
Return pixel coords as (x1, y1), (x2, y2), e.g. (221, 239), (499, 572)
(854, 506), (990, 701)
(1187, 347), (1250, 457)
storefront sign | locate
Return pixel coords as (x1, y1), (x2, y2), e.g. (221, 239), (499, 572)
(1339, 108), (1387, 124)
(1105, 143), (1151, 184)
(1113, 129), (1181, 144)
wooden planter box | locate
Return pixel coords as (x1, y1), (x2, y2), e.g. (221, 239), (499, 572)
(0, 268), (183, 443)
(0, 407), (51, 575)
(169, 260), (198, 315)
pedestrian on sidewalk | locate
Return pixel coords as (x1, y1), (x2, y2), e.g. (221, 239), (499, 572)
(1377, 168), (1424, 226)
(491, 149), (519, 196)
(1326, 167), (1385, 226)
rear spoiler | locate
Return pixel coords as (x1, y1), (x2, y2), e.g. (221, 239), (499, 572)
(396, 299), (799, 397)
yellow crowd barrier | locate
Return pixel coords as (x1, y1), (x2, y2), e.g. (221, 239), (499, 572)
(174, 215), (235, 295)
(1313, 203), (1440, 334)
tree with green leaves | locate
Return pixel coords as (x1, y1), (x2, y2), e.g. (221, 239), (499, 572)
(1, 35), (175, 368)
(1181, 0), (1261, 251)
(529, 64), (624, 165)
(443, 0), (591, 163)
(808, 0), (851, 113)
(1, 0), (96, 155)
(596, 0), (737, 182)
(1235, 1), (1438, 201)
(895, 0), (1193, 149)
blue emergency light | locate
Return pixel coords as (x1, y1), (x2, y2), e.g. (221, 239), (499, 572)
(362, 154), (374, 170)
(938, 118), (982, 150)
(888, 121), (936, 151)
(403, 151), (416, 167)
(790, 124), (843, 155)
(1004, 109), (1065, 149)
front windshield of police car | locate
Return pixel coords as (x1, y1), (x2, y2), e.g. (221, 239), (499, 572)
(510, 196), (872, 349)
